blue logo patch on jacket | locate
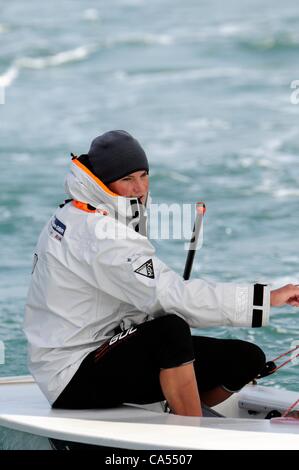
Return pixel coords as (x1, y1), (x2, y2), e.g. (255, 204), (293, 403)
(51, 217), (66, 237)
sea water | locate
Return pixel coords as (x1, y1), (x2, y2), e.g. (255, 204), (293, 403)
(0, 0), (299, 394)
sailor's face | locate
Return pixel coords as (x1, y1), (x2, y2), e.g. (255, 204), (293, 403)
(108, 170), (149, 204)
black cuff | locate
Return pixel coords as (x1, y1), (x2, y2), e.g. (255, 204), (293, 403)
(252, 284), (266, 327)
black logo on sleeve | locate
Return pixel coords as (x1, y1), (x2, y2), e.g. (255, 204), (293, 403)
(134, 259), (155, 279)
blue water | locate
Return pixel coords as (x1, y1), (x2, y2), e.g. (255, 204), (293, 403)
(1, 0), (299, 392)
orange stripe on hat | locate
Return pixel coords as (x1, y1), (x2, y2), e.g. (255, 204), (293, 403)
(72, 158), (118, 197)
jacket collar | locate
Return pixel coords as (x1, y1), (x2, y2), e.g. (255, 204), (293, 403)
(64, 158), (150, 236)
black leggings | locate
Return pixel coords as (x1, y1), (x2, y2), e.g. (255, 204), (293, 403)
(53, 314), (266, 409)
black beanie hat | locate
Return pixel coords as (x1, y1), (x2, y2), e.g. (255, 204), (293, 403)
(79, 130), (149, 185)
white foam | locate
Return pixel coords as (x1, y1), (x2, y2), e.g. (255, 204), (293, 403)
(168, 22), (254, 43)
(218, 23), (245, 37)
(254, 177), (276, 194)
(257, 158), (276, 168)
(169, 172), (191, 183)
(0, 65), (19, 88)
(83, 8), (100, 21)
(16, 45), (95, 69)
(239, 157), (253, 168)
(105, 33), (174, 48)
(0, 44), (95, 95)
(274, 188), (299, 198)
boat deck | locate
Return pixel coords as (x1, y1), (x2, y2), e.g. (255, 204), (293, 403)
(0, 376), (299, 450)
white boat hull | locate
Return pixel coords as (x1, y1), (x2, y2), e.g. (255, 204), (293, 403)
(0, 376), (299, 450)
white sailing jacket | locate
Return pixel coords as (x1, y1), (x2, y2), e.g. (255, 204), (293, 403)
(23, 158), (271, 405)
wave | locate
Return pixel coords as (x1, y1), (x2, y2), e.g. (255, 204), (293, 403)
(169, 171), (191, 183)
(105, 23), (299, 53)
(238, 32), (299, 51)
(96, 25), (299, 59)
(253, 180), (299, 199)
(0, 34), (172, 91)
(274, 188), (299, 198)
(0, 65), (19, 88)
(16, 45), (96, 69)
(99, 26), (248, 48)
(104, 33), (174, 47)
(172, 21), (299, 52)
(0, 44), (96, 90)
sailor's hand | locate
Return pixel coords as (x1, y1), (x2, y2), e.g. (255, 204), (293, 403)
(270, 284), (299, 307)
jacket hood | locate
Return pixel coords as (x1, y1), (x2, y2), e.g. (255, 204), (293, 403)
(64, 158), (150, 236)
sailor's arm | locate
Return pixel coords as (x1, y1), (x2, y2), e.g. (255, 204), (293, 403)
(90, 220), (272, 328)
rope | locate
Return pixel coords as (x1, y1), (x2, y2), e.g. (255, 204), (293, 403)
(271, 352), (299, 373)
(271, 345), (299, 363)
(282, 398), (299, 418)
(263, 345), (299, 419)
